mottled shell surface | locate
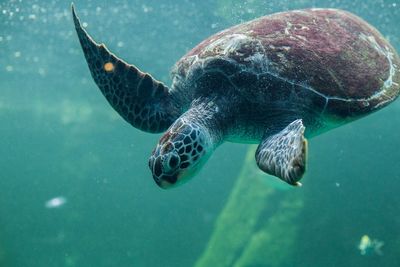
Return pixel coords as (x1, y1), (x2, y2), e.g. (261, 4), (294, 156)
(173, 9), (400, 120)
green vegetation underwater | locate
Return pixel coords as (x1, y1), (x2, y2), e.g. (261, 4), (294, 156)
(1, 0), (400, 266)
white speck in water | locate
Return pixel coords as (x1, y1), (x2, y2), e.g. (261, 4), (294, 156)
(0, 36), (3, 42)
(28, 14), (36, 20)
(5, 65), (13, 72)
(6, 35), (12, 41)
(33, 56), (39, 62)
(14, 51), (21, 58)
(38, 68), (46, 76)
(82, 22), (88, 28)
(96, 7), (101, 13)
(335, 182), (340, 187)
(2, 10), (6, 15)
(211, 23), (218, 29)
(45, 196), (67, 209)
(142, 4), (152, 13)
(392, 3), (397, 7)
(117, 41), (124, 47)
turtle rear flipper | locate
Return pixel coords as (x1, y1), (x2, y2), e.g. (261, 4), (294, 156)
(255, 119), (307, 186)
(72, 5), (180, 133)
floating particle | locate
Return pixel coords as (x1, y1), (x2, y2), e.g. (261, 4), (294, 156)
(117, 41), (124, 47)
(82, 22), (88, 28)
(28, 14), (36, 20)
(38, 68), (46, 76)
(142, 4), (152, 13)
(5, 65), (13, 72)
(45, 196), (67, 209)
(14, 51), (21, 57)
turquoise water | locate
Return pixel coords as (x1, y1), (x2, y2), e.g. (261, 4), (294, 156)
(1, 0), (400, 266)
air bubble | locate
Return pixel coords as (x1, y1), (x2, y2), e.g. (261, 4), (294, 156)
(38, 68), (46, 76)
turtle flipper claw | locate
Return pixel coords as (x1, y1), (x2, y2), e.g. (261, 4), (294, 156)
(255, 119), (307, 186)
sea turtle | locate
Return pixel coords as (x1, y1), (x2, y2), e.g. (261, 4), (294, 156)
(72, 5), (400, 188)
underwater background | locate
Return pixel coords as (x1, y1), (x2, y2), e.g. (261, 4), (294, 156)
(1, 0), (400, 266)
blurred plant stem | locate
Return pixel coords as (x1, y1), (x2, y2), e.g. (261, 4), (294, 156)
(195, 146), (304, 267)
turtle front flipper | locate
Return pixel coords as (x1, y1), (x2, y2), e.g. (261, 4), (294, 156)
(255, 119), (308, 186)
(72, 5), (180, 133)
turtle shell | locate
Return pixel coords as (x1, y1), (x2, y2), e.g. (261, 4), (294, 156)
(173, 9), (400, 120)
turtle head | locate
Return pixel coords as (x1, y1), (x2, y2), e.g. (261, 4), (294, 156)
(149, 119), (214, 189)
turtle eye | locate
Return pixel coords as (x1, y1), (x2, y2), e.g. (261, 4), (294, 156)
(169, 154), (180, 169)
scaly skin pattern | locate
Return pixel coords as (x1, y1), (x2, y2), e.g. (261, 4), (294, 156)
(149, 117), (209, 187)
(173, 9), (400, 124)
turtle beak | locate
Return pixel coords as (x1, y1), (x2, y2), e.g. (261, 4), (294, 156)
(154, 174), (178, 189)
